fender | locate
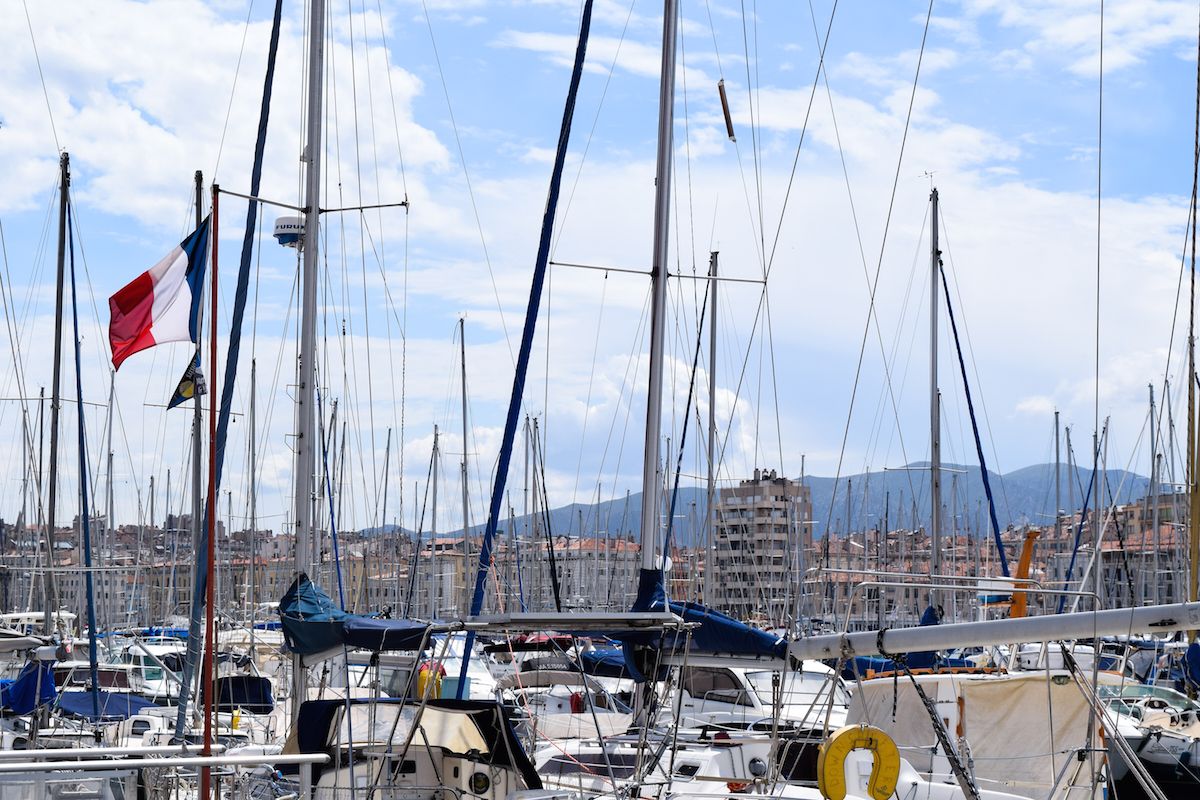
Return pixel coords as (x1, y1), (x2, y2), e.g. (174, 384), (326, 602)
(817, 724), (901, 800)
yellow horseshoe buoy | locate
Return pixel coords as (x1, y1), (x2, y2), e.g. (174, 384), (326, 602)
(817, 724), (901, 800)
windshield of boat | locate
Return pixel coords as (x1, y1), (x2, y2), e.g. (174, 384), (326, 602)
(745, 670), (848, 709)
(1098, 684), (1200, 711)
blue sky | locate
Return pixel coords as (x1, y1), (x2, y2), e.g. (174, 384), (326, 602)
(0, 0), (1196, 539)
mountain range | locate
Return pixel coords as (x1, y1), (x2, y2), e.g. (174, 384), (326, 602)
(363, 463), (1157, 546)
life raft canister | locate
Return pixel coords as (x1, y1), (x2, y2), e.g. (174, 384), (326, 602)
(817, 724), (901, 800)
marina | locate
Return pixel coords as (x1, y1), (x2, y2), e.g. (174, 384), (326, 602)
(2, 2), (1200, 800)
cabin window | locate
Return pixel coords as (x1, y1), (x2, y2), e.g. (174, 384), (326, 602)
(543, 753), (643, 779)
(681, 668), (751, 706)
(131, 720), (152, 736)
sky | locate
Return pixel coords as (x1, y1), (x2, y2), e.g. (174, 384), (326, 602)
(0, 0), (1197, 541)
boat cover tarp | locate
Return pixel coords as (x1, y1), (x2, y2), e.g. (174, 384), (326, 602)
(202, 674), (275, 714)
(57, 689), (156, 721)
(839, 605), (948, 679)
(279, 574), (430, 657)
(616, 569), (785, 681)
(292, 697), (541, 788)
(343, 615), (429, 651)
(851, 671), (1090, 792)
(0, 661), (56, 714)
(140, 626), (190, 639)
(1184, 642), (1200, 691)
(157, 650), (246, 674)
(578, 646), (631, 678)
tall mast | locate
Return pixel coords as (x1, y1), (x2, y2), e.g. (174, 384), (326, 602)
(1191, 204), (1200, 613)
(165, 469), (174, 615)
(1185, 242), (1195, 606)
(292, 0), (325, 718)
(104, 374), (115, 627)
(704, 251), (717, 603)
(192, 170), (204, 637)
(44, 152), (69, 632)
(249, 360), (258, 646)
(638, 0), (679, 572)
(929, 187), (942, 605)
(431, 425), (440, 616)
(295, 0), (325, 583)
(1150, 384), (1159, 605)
(460, 318), (471, 611)
(148, 476), (155, 618)
(1054, 411), (1061, 542)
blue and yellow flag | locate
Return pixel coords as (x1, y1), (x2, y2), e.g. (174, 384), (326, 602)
(167, 355), (206, 409)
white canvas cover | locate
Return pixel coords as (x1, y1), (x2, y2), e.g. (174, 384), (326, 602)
(848, 672), (1095, 799)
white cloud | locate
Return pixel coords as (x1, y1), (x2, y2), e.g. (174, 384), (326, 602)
(1015, 396), (1056, 417)
(964, 0), (1196, 77)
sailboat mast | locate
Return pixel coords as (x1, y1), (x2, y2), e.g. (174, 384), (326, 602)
(1055, 410), (1061, 540)
(1191, 231), (1199, 613)
(295, 0), (325, 582)
(432, 424), (439, 616)
(43, 152), (69, 633)
(704, 251), (717, 604)
(292, 0), (326, 718)
(929, 187), (943, 605)
(105, 374), (115, 626)
(460, 318), (471, 611)
(191, 169), (204, 630)
(1150, 384), (1159, 605)
(638, 0), (679, 572)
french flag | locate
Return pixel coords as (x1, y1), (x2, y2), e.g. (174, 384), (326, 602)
(109, 217), (210, 370)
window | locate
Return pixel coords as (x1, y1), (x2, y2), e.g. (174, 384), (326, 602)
(681, 667), (751, 706)
(543, 753), (646, 780)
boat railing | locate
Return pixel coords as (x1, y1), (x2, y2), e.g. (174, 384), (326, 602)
(0, 751), (329, 800)
(0, 743), (225, 761)
(280, 782), (465, 800)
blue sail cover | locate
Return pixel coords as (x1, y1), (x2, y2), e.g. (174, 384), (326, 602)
(615, 569), (786, 680)
(57, 690), (156, 722)
(840, 605), (970, 678)
(578, 646), (630, 678)
(0, 661), (56, 714)
(203, 675), (275, 714)
(279, 574), (430, 657)
(1184, 642), (1200, 692)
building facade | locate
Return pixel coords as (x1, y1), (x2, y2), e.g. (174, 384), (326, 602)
(711, 468), (812, 624)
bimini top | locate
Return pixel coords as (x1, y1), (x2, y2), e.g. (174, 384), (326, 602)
(288, 697), (541, 788)
(279, 573), (432, 661)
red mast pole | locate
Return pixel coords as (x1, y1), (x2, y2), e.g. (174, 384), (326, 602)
(200, 185), (219, 798)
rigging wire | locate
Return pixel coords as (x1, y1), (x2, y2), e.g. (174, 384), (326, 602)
(420, 0), (514, 364)
(551, 0), (638, 257)
(1094, 0), (1105, 470)
(820, 0), (936, 540)
(210, 0), (258, 180)
(808, 0), (917, 513)
(937, 212), (1014, 523)
(710, 0), (842, 513)
(20, 0), (60, 153)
